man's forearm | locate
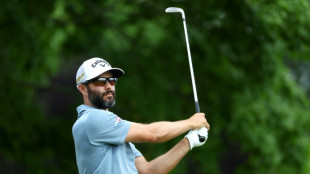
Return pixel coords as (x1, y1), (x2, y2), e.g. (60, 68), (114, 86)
(145, 113), (208, 143)
(147, 120), (192, 143)
(125, 113), (208, 143)
(146, 138), (190, 173)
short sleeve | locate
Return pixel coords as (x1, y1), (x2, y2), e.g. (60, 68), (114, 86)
(86, 109), (131, 145)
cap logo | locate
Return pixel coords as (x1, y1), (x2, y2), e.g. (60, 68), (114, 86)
(76, 73), (85, 84)
(91, 59), (111, 68)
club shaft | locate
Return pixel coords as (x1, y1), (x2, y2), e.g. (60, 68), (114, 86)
(166, 7), (206, 143)
(183, 17), (205, 142)
(182, 18), (200, 113)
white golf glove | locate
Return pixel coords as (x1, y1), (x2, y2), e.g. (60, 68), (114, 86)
(185, 127), (208, 150)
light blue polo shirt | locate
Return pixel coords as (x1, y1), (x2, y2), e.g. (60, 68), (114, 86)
(72, 105), (142, 174)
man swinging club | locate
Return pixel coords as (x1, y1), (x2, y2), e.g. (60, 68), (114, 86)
(72, 57), (210, 174)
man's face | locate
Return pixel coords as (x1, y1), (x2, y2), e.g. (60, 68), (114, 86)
(86, 72), (116, 110)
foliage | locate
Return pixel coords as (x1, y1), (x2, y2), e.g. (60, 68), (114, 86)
(1, 0), (310, 173)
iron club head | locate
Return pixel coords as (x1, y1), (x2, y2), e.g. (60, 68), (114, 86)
(165, 7), (185, 19)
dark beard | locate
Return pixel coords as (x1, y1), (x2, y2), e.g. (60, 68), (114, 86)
(86, 85), (116, 109)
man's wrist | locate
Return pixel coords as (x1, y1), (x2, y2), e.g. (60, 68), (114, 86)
(183, 119), (194, 130)
(182, 137), (191, 151)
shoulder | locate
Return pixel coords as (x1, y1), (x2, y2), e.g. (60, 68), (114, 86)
(87, 109), (131, 128)
(87, 109), (115, 122)
(89, 108), (112, 116)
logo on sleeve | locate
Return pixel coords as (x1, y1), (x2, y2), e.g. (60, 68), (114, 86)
(114, 116), (122, 125)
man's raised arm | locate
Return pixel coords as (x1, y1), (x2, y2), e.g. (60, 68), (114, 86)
(125, 113), (209, 143)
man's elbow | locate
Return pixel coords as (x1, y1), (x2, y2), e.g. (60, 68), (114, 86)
(147, 134), (159, 143)
(145, 132), (166, 143)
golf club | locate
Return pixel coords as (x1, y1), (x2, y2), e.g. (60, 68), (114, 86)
(165, 7), (208, 143)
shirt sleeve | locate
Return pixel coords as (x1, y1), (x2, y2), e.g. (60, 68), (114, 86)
(86, 109), (131, 145)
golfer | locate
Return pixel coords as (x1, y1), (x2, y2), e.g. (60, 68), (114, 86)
(72, 57), (210, 174)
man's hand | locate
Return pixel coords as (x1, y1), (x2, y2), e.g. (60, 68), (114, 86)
(185, 127), (208, 150)
(187, 113), (210, 130)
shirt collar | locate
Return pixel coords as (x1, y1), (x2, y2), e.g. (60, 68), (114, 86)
(76, 104), (95, 119)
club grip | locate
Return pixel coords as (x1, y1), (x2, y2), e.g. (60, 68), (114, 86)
(195, 101), (200, 113)
(198, 127), (208, 142)
(194, 101), (207, 142)
(198, 133), (206, 142)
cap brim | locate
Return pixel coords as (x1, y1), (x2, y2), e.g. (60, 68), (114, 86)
(108, 68), (124, 78)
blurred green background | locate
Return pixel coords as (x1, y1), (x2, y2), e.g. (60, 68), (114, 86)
(1, 0), (310, 173)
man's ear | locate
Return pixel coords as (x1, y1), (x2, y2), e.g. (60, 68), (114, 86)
(78, 84), (88, 96)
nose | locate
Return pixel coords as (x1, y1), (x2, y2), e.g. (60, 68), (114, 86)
(104, 81), (112, 90)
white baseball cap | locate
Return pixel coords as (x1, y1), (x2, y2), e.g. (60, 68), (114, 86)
(76, 57), (124, 87)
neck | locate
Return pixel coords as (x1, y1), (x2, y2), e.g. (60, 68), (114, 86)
(83, 100), (109, 111)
